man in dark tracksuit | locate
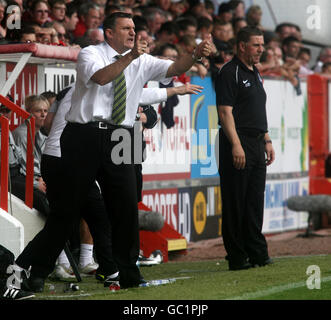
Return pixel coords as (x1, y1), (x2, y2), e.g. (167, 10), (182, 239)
(215, 27), (275, 271)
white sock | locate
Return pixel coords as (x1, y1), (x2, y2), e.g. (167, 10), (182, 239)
(57, 250), (70, 269)
(79, 244), (94, 267)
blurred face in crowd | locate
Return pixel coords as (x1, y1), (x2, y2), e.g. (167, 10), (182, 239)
(54, 23), (67, 43)
(321, 48), (331, 63)
(29, 101), (49, 129)
(170, 2), (186, 18)
(239, 35), (264, 67)
(233, 2), (245, 18)
(64, 11), (79, 31)
(322, 64), (331, 74)
(0, 4), (5, 24)
(277, 26), (292, 40)
(51, 2), (66, 21)
(147, 12), (165, 35)
(219, 11), (232, 23)
(273, 46), (283, 64)
(183, 25), (197, 38)
(233, 19), (247, 35)
(83, 8), (100, 29)
(33, 1), (49, 26)
(156, 0), (171, 11)
(298, 52), (311, 67)
(161, 47), (178, 61)
(213, 23), (233, 42)
(89, 29), (104, 44)
(21, 33), (37, 43)
(284, 40), (301, 59)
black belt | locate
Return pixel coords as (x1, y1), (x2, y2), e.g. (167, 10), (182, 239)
(68, 121), (131, 130)
(86, 121), (119, 130)
(236, 129), (265, 139)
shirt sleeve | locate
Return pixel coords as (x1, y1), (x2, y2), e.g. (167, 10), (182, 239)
(140, 87), (167, 105)
(76, 47), (104, 88)
(215, 66), (238, 107)
(143, 55), (173, 83)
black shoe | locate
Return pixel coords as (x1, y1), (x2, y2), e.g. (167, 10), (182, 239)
(120, 278), (147, 289)
(250, 257), (274, 267)
(22, 275), (45, 293)
(228, 261), (252, 271)
(0, 286), (35, 300)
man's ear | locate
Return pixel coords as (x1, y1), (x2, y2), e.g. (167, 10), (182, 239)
(104, 28), (112, 40)
(238, 41), (246, 53)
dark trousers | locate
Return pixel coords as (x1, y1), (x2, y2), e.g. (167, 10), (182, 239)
(9, 167), (50, 217)
(40, 154), (118, 276)
(16, 123), (141, 286)
(218, 129), (269, 265)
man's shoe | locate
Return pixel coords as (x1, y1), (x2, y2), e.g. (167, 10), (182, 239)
(228, 261), (252, 271)
(251, 257), (274, 267)
(137, 255), (159, 266)
(78, 261), (99, 276)
(49, 264), (75, 280)
(24, 275), (45, 293)
(120, 277), (147, 289)
(1, 286), (35, 300)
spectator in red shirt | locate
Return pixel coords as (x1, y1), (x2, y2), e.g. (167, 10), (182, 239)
(73, 2), (100, 39)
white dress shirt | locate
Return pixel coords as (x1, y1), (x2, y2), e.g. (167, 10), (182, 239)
(44, 84), (168, 158)
(65, 41), (173, 127)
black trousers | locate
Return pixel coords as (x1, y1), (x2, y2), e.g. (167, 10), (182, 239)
(218, 129), (269, 265)
(9, 167), (50, 217)
(16, 123), (141, 287)
(40, 154), (118, 276)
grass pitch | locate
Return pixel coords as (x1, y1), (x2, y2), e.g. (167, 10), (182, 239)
(33, 254), (331, 301)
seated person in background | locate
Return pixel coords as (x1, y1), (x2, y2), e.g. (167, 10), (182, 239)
(11, 94), (50, 216)
(19, 25), (37, 43)
(0, 99), (49, 217)
(321, 62), (331, 76)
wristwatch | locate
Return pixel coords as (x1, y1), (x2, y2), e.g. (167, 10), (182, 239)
(264, 140), (272, 145)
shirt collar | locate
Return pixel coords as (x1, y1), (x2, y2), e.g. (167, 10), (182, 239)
(233, 55), (258, 74)
(103, 41), (131, 61)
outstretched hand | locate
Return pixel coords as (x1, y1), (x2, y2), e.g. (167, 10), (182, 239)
(175, 83), (203, 95)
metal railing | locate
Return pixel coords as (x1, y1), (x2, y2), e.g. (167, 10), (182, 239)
(0, 94), (35, 211)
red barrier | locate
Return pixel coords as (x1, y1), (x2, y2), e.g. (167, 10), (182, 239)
(0, 115), (9, 211)
(307, 74), (331, 196)
(0, 94), (35, 209)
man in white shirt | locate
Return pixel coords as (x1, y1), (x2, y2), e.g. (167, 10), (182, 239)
(12, 12), (212, 292)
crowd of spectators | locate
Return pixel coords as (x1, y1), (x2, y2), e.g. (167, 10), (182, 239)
(0, 0), (330, 84)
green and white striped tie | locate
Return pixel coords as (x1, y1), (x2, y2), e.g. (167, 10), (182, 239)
(112, 55), (126, 125)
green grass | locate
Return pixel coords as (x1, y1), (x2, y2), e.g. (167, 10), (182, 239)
(32, 255), (331, 300)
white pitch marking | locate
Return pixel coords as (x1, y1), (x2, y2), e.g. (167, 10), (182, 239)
(226, 276), (331, 300)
